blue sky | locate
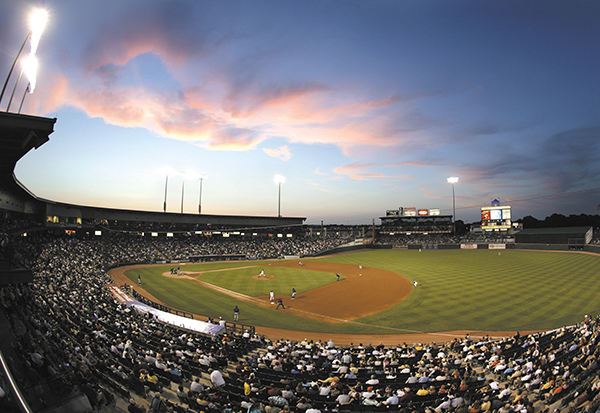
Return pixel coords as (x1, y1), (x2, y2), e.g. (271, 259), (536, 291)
(1, 0), (600, 225)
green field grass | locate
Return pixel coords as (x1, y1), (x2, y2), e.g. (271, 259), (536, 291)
(124, 249), (600, 335)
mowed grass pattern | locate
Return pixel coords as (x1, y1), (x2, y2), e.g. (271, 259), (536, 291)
(125, 249), (600, 334)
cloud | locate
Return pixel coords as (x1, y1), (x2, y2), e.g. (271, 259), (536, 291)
(206, 127), (266, 151)
(80, 2), (213, 73)
(385, 160), (442, 167)
(313, 167), (327, 176)
(263, 145), (292, 161)
(539, 126), (600, 192)
(333, 162), (413, 181)
(223, 81), (334, 118)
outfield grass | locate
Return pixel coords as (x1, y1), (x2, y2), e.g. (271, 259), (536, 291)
(125, 249), (600, 335)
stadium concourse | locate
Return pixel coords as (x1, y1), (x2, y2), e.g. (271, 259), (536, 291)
(2, 220), (600, 413)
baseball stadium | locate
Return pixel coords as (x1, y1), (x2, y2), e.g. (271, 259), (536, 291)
(2, 111), (600, 413)
(2, 3), (600, 411)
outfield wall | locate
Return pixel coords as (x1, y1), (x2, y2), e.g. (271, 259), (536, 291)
(404, 243), (594, 252)
(585, 245), (600, 254)
(514, 243), (571, 251)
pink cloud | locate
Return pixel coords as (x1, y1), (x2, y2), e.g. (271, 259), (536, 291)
(223, 82), (334, 118)
(333, 163), (413, 181)
(386, 160), (441, 167)
(263, 145), (292, 161)
(206, 128), (266, 151)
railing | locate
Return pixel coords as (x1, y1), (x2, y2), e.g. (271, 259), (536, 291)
(20, 372), (83, 412)
(224, 321), (255, 336)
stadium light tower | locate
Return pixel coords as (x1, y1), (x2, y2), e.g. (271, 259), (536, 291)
(447, 177), (459, 234)
(274, 175), (285, 217)
(163, 174), (169, 213)
(180, 176), (185, 214)
(0, 9), (48, 109)
(198, 175), (206, 214)
(161, 167), (179, 213)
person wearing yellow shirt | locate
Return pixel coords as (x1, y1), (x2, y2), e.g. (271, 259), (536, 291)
(416, 386), (429, 396)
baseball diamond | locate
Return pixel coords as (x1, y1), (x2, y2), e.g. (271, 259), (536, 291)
(110, 248), (600, 345)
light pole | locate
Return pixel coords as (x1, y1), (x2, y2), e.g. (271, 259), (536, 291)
(180, 176), (185, 214)
(198, 175), (206, 214)
(163, 174), (169, 213)
(18, 82), (31, 114)
(274, 175), (285, 217)
(1, 9), (48, 110)
(447, 177), (459, 234)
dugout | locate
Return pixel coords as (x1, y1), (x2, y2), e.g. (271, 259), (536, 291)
(515, 226), (592, 247)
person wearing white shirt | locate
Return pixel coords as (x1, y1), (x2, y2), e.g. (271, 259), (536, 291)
(382, 393), (398, 406)
(210, 369), (226, 388)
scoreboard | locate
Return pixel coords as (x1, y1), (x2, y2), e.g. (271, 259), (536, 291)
(481, 205), (511, 230)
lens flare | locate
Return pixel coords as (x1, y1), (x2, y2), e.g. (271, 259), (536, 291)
(23, 55), (37, 93)
(29, 9), (48, 56)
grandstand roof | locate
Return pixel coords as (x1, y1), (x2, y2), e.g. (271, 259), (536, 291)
(0, 112), (55, 199)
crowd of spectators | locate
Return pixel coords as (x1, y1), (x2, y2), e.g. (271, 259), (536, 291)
(227, 321), (600, 413)
(0, 232), (265, 412)
(3, 217), (600, 413)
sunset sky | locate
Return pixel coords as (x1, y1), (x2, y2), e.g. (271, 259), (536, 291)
(1, 0), (600, 225)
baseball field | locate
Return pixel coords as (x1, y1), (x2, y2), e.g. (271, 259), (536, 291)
(111, 248), (600, 343)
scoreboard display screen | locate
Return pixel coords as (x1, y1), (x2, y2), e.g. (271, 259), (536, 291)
(481, 205), (511, 230)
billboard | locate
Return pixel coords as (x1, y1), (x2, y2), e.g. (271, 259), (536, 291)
(386, 207), (442, 217)
(404, 207), (417, 216)
(481, 205), (511, 230)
